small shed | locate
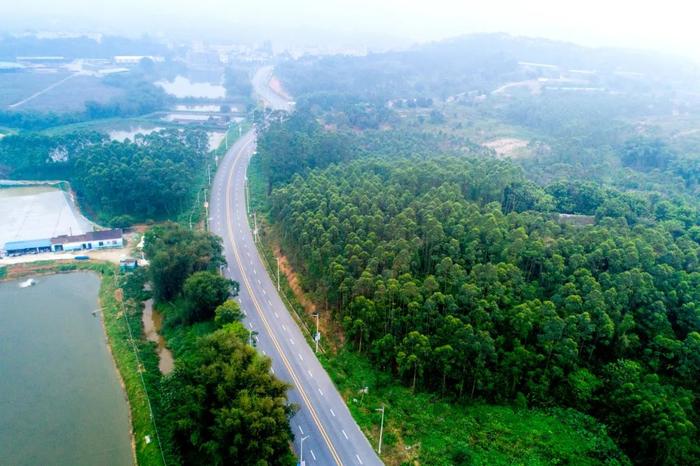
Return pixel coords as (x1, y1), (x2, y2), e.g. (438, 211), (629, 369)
(119, 258), (138, 272)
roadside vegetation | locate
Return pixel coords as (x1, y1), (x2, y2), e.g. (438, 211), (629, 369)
(143, 222), (297, 465)
(250, 81), (700, 463)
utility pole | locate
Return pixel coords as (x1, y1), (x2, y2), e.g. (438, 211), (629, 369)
(376, 405), (385, 455)
(253, 211), (258, 243)
(204, 189), (209, 232)
(312, 312), (320, 353)
(300, 435), (309, 465)
(244, 176), (250, 213)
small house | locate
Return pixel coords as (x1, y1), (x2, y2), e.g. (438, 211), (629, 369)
(51, 229), (124, 252)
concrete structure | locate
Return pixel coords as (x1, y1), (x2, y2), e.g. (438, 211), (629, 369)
(4, 239), (52, 256)
(51, 229), (123, 252)
(113, 56), (164, 65)
(16, 56), (67, 64)
(0, 61), (24, 72)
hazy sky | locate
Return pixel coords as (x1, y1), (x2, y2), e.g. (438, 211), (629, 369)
(3, 0), (700, 58)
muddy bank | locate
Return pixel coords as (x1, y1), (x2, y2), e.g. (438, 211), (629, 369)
(142, 298), (174, 374)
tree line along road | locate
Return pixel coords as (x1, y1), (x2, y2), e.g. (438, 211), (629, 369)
(208, 124), (383, 465)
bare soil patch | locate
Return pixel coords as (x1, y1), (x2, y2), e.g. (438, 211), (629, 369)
(269, 76), (291, 100)
(483, 137), (530, 158)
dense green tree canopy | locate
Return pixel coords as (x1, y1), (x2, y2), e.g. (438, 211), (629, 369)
(144, 222), (226, 301)
(0, 128), (209, 222)
(267, 154), (700, 464)
(183, 271), (234, 323)
(161, 326), (296, 466)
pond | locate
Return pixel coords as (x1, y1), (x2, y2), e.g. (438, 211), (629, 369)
(108, 126), (164, 142)
(155, 76), (226, 99)
(0, 272), (133, 466)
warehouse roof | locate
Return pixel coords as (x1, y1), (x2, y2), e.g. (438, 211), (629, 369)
(51, 228), (123, 245)
(4, 238), (51, 251)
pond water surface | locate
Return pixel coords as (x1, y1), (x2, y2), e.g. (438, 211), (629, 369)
(155, 76), (226, 99)
(0, 272), (133, 466)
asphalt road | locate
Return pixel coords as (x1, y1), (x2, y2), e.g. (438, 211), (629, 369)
(252, 66), (295, 112)
(208, 71), (382, 465)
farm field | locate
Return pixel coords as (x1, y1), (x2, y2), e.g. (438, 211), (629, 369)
(18, 74), (124, 112)
(0, 70), (71, 108)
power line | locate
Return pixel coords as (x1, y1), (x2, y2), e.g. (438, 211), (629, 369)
(112, 271), (168, 466)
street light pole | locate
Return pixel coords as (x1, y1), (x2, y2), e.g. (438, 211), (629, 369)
(376, 405), (385, 455)
(244, 176), (250, 213)
(312, 312), (320, 353)
(300, 435), (310, 465)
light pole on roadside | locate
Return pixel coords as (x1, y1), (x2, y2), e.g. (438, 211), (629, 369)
(376, 404), (385, 455)
(312, 312), (320, 353)
(299, 435), (310, 465)
(244, 176), (250, 214)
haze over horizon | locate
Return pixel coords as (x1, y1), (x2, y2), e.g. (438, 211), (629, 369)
(3, 0), (700, 60)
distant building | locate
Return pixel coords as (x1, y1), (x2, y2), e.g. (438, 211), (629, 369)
(119, 258), (139, 271)
(556, 213), (596, 226)
(16, 56), (67, 64)
(113, 55), (164, 65)
(51, 229), (124, 252)
(0, 61), (24, 72)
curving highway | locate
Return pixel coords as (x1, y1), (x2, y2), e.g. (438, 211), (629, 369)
(208, 69), (382, 465)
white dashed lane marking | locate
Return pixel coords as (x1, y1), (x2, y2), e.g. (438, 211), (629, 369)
(342, 430), (348, 440)
(318, 388), (324, 396)
(356, 454), (363, 465)
(298, 353), (304, 361)
(298, 425), (304, 435)
(311, 450), (316, 461)
(330, 408), (336, 417)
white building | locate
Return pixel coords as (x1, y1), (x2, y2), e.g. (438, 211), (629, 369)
(51, 229), (123, 252)
(113, 55), (164, 65)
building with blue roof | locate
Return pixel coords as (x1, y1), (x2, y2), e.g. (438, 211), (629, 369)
(3, 238), (52, 256)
